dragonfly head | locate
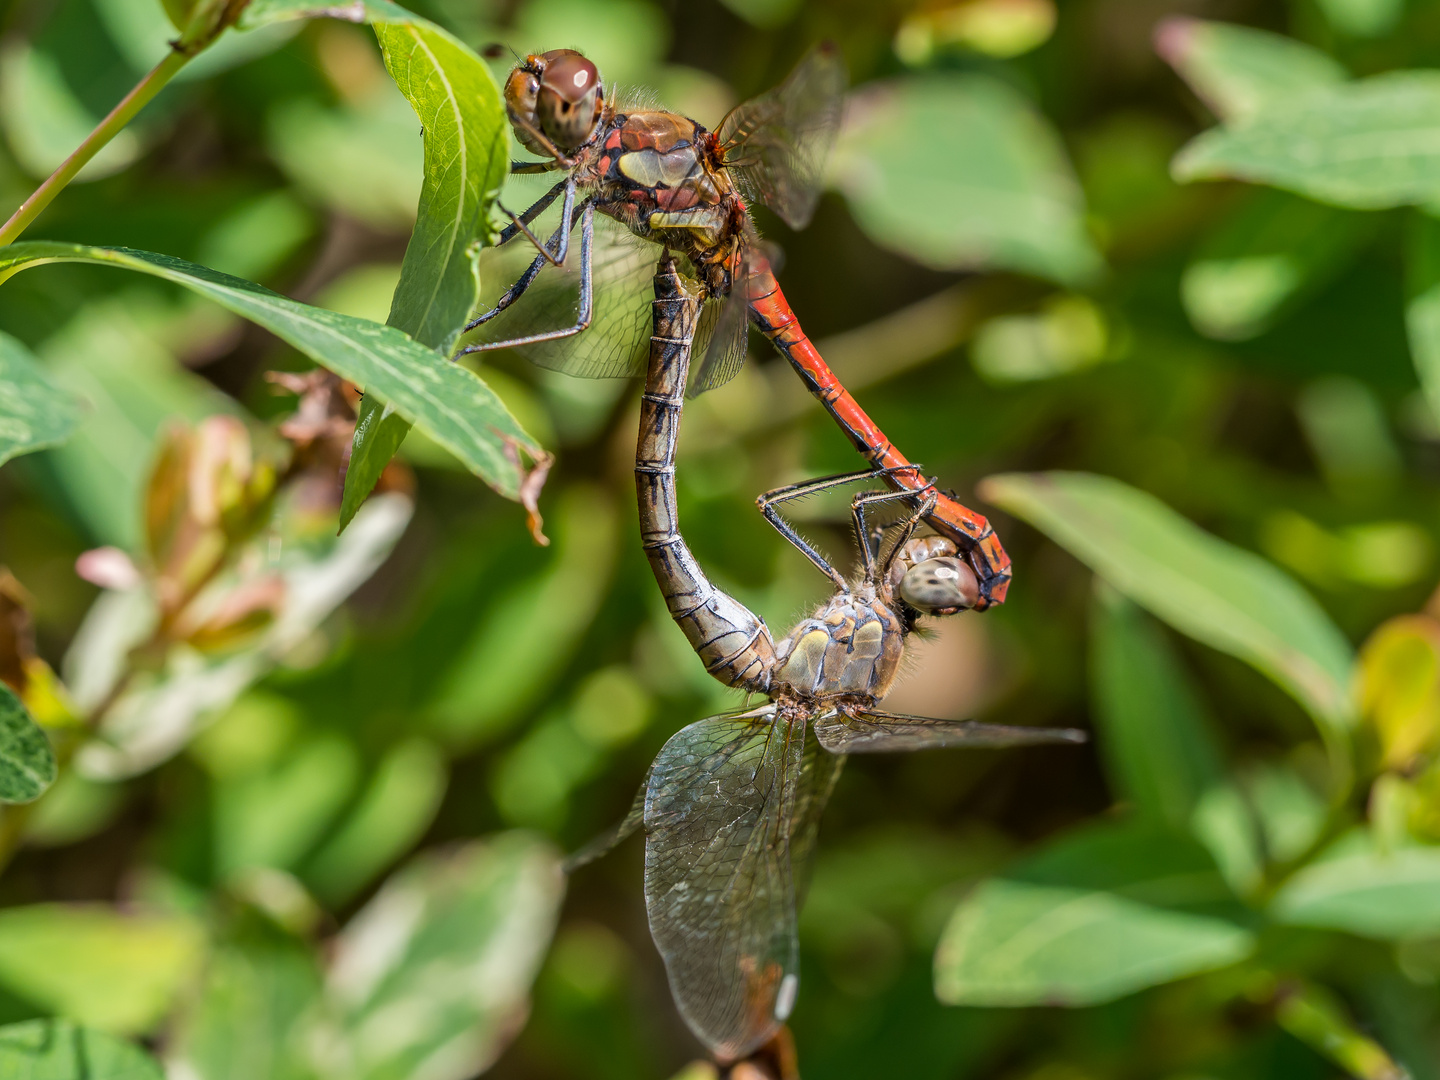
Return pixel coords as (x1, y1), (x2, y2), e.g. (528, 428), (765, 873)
(891, 536), (978, 616)
(898, 557), (979, 616)
(506, 49), (605, 157)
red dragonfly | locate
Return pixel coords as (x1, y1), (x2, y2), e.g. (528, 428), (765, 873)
(462, 45), (1012, 608)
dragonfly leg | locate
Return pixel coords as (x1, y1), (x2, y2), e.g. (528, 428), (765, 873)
(849, 486), (935, 580)
(510, 158), (560, 174)
(497, 177), (577, 267)
(495, 177), (566, 247)
(755, 468), (907, 591)
(461, 194), (592, 336)
(458, 202), (596, 355)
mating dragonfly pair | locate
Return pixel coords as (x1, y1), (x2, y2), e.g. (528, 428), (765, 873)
(469, 44), (1084, 1069)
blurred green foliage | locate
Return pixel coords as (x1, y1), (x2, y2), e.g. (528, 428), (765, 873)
(2, 0), (1440, 1076)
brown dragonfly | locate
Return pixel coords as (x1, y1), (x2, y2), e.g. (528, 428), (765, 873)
(568, 257), (1085, 1064)
(463, 45), (1013, 608)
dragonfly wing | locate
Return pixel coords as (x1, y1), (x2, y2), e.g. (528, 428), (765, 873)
(718, 43), (846, 231)
(688, 288), (751, 397)
(813, 710), (1088, 754)
(467, 215), (660, 379)
(643, 704), (807, 1062)
(790, 718), (844, 909)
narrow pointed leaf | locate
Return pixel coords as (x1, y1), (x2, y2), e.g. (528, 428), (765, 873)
(340, 18), (509, 529)
(981, 471), (1356, 739)
(1155, 17), (1346, 122)
(0, 244), (539, 501)
(1173, 72), (1440, 209)
(0, 331), (81, 468)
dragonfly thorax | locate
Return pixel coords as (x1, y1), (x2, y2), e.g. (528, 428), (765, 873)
(771, 587), (906, 703)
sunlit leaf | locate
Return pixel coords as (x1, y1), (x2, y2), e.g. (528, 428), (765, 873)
(1089, 587), (1224, 831)
(317, 832), (564, 1080)
(935, 820), (1253, 1006)
(0, 244), (540, 502)
(0, 330), (80, 469)
(0, 683), (56, 804)
(1155, 17), (1346, 122)
(1313, 0), (1404, 39)
(0, 1019), (162, 1079)
(981, 471), (1356, 740)
(166, 933), (322, 1080)
(1173, 72), (1440, 209)
(830, 74), (1102, 286)
(0, 905), (204, 1034)
(73, 494), (412, 779)
(341, 17), (508, 529)
(1357, 614), (1440, 770)
(1271, 829), (1440, 939)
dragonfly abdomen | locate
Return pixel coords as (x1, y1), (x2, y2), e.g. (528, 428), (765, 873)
(637, 259), (776, 693)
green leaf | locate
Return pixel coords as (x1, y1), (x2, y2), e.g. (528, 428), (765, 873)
(0, 1019), (162, 1079)
(1173, 72), (1440, 209)
(1180, 189), (1373, 341)
(1154, 17), (1347, 123)
(340, 19), (508, 530)
(1405, 210), (1440, 426)
(319, 832), (564, 1080)
(166, 933), (322, 1080)
(1313, 0), (1404, 39)
(1089, 586), (1224, 831)
(0, 330), (80, 469)
(934, 878), (1255, 1007)
(830, 74), (1103, 286)
(1271, 829), (1440, 939)
(428, 486), (619, 746)
(0, 905), (205, 1034)
(980, 471), (1356, 741)
(0, 684), (55, 804)
(305, 738), (448, 905)
(0, 243), (540, 502)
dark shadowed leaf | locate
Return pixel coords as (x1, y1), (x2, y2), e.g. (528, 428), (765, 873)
(981, 472), (1356, 741)
(0, 331), (80, 468)
(1173, 72), (1440, 209)
(1155, 17), (1347, 122)
(1089, 587), (1225, 831)
(0, 683), (55, 803)
(0, 244), (539, 502)
(1405, 211), (1440, 426)
(0, 1019), (162, 1079)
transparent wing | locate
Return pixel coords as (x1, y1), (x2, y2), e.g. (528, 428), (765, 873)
(644, 704), (815, 1062)
(790, 719), (844, 909)
(718, 42), (846, 231)
(466, 215), (660, 379)
(812, 710), (1088, 754)
(688, 288), (751, 397)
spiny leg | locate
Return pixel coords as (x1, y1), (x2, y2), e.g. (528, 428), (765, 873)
(458, 202), (596, 356)
(462, 194), (593, 339)
(496, 176), (577, 268)
(847, 486), (928, 580)
(755, 466), (924, 591)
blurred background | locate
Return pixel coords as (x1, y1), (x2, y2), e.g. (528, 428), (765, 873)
(1, 0), (1439, 1076)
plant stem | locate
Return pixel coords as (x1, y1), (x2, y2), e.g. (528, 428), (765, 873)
(0, 48), (192, 247)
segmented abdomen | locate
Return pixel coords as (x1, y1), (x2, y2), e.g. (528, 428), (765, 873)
(636, 259), (776, 691)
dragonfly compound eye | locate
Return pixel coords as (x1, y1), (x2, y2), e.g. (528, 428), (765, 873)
(504, 61), (547, 157)
(536, 49), (603, 152)
(899, 557), (979, 616)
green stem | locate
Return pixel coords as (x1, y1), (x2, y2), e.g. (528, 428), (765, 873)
(0, 47), (192, 247)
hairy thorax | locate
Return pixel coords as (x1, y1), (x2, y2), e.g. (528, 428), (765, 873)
(771, 586), (907, 705)
(584, 110), (746, 296)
